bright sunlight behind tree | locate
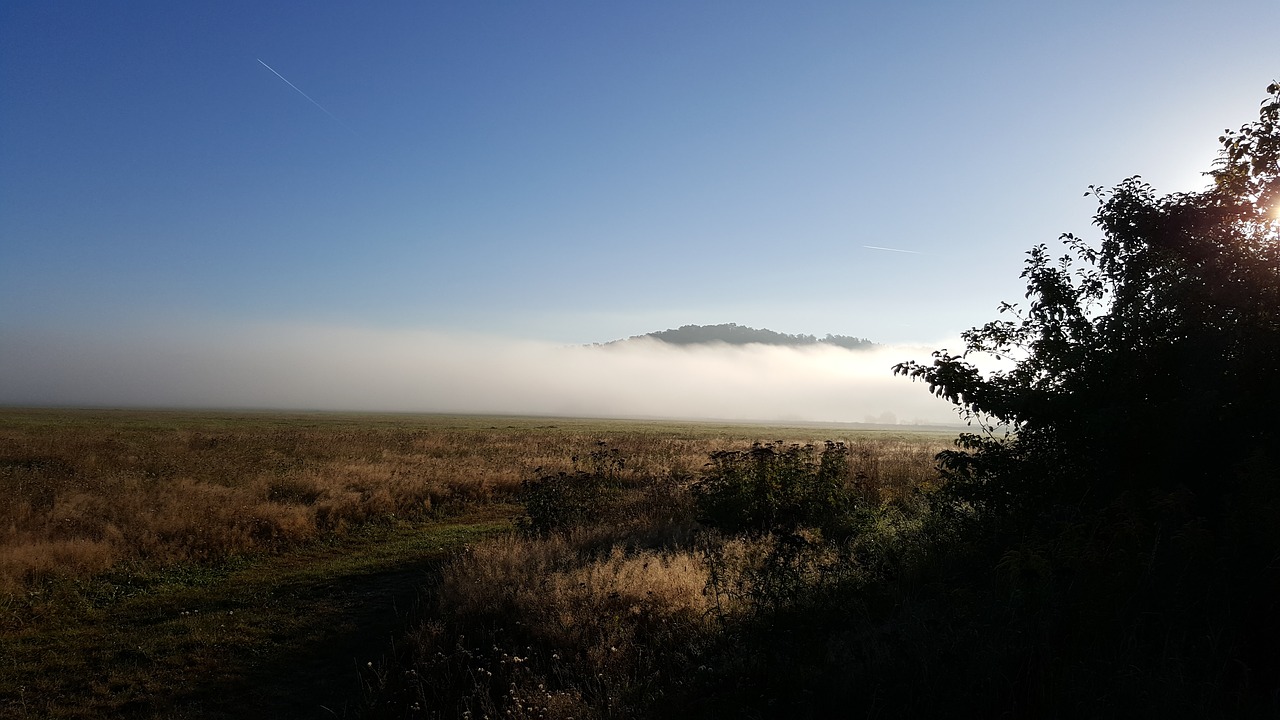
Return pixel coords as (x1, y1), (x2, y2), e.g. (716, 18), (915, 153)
(895, 82), (1280, 519)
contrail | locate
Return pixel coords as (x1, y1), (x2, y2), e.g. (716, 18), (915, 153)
(863, 245), (922, 255)
(257, 58), (356, 135)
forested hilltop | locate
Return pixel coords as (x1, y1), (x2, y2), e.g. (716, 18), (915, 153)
(607, 323), (876, 349)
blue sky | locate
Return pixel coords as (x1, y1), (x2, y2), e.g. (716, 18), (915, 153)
(2, 1), (1277, 418)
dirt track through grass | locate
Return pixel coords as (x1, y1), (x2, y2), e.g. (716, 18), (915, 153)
(1, 506), (517, 719)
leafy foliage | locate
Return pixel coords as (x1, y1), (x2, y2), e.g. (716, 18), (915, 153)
(895, 82), (1280, 519)
(516, 445), (625, 535)
(692, 442), (861, 539)
(887, 82), (1280, 716)
(516, 470), (610, 535)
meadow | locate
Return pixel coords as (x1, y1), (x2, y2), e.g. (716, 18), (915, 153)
(0, 409), (952, 718)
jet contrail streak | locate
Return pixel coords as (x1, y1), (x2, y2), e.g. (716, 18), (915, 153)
(863, 245), (922, 254)
(257, 58), (356, 135)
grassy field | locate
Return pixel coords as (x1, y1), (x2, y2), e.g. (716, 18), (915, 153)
(0, 409), (953, 718)
(3, 509), (513, 718)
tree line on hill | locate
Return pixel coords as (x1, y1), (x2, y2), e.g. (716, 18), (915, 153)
(606, 323), (877, 349)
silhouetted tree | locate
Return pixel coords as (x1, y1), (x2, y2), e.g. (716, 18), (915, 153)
(895, 83), (1280, 521)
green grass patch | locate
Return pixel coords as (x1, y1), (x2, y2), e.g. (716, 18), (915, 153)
(0, 505), (517, 719)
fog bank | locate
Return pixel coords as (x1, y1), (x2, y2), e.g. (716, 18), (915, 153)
(0, 324), (959, 424)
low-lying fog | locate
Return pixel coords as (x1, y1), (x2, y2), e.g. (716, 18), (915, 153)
(1, 324), (961, 424)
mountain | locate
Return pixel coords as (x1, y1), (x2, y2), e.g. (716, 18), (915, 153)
(605, 323), (877, 349)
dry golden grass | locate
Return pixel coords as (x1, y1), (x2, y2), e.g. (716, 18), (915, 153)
(0, 409), (953, 595)
(442, 533), (714, 649)
(403, 531), (717, 719)
(406, 435), (954, 717)
(845, 436), (949, 504)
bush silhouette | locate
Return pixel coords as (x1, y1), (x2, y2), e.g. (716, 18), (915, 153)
(891, 83), (1280, 715)
(693, 442), (860, 539)
(896, 82), (1280, 521)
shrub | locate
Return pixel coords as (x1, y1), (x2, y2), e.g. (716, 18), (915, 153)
(894, 83), (1280, 521)
(692, 441), (861, 540)
(516, 471), (614, 535)
(516, 445), (631, 535)
(887, 83), (1280, 715)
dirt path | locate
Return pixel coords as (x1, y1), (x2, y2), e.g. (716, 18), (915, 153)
(163, 547), (443, 718)
(1, 508), (516, 719)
